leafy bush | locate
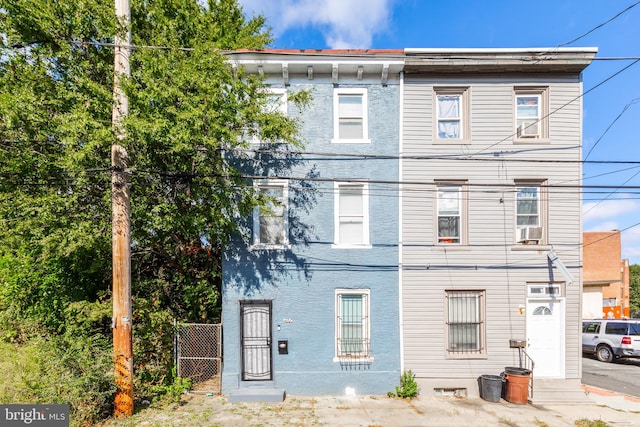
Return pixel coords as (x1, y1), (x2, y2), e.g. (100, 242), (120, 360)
(0, 331), (115, 426)
(146, 372), (192, 405)
(388, 370), (420, 399)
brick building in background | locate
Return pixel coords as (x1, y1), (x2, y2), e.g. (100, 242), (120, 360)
(583, 231), (630, 319)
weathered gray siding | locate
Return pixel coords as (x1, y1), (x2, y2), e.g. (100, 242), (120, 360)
(401, 74), (583, 385)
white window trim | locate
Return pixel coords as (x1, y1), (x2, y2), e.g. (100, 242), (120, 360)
(251, 179), (289, 249)
(332, 88), (371, 144)
(513, 87), (549, 142)
(435, 182), (468, 245)
(250, 88), (288, 145)
(445, 290), (486, 359)
(334, 288), (373, 362)
(514, 180), (547, 246)
(332, 182), (371, 249)
(527, 283), (564, 298)
(434, 87), (470, 144)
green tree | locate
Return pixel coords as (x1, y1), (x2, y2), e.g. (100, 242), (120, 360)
(629, 264), (640, 317)
(0, 0), (305, 322)
(0, 0), (308, 421)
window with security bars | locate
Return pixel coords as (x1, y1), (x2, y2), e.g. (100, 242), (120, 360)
(336, 290), (370, 358)
(446, 290), (485, 355)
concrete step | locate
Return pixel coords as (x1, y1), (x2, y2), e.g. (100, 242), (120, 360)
(530, 378), (594, 404)
(228, 387), (286, 403)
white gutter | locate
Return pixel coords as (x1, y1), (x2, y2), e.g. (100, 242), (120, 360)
(405, 47), (598, 54)
(398, 70), (405, 373)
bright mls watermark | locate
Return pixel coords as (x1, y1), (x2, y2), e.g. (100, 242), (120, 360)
(1, 404), (69, 426)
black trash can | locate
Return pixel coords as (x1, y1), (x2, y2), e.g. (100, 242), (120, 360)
(504, 366), (531, 376)
(479, 374), (503, 402)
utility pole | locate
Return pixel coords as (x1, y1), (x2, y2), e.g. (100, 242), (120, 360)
(112, 0), (133, 417)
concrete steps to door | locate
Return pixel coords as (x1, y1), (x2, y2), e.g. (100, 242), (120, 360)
(228, 382), (286, 403)
(228, 388), (286, 403)
(530, 378), (594, 404)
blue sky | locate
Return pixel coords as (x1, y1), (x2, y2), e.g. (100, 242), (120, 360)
(239, 0), (640, 263)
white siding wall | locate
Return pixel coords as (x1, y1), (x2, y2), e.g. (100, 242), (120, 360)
(402, 75), (583, 382)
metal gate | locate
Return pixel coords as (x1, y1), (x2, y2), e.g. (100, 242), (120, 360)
(241, 301), (272, 381)
(176, 322), (221, 393)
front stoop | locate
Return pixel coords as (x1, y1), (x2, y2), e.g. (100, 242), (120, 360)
(228, 382), (286, 403)
(529, 378), (594, 404)
(228, 388), (286, 402)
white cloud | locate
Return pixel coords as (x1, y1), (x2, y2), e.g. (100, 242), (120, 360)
(582, 198), (640, 223)
(584, 220), (620, 232)
(239, 0), (394, 48)
(622, 228), (640, 264)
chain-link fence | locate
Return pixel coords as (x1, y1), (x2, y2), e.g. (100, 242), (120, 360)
(175, 322), (222, 394)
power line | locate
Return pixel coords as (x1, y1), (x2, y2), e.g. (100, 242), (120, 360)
(8, 166), (640, 194)
(469, 58), (640, 157)
(558, 1), (640, 47)
(6, 139), (640, 167)
(232, 147), (640, 164)
(11, 38), (640, 62)
(584, 98), (640, 160)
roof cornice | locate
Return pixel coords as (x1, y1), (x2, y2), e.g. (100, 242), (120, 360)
(224, 47), (598, 80)
(403, 47), (598, 74)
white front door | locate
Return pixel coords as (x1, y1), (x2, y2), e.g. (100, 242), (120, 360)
(526, 299), (564, 378)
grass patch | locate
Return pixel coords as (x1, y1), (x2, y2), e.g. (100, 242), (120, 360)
(575, 419), (609, 427)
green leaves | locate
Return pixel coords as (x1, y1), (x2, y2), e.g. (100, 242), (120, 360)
(0, 0), (293, 324)
(388, 370), (420, 399)
(629, 264), (640, 317)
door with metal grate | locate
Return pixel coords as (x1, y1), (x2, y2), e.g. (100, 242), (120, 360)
(240, 301), (272, 381)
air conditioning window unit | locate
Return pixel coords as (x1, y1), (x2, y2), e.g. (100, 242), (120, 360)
(518, 226), (543, 243)
(518, 122), (539, 138)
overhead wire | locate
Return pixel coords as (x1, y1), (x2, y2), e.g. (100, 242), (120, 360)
(584, 98), (640, 160)
(468, 58), (640, 158)
(4, 3), (640, 265)
(557, 0), (640, 47)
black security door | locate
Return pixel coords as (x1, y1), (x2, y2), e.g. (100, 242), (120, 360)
(240, 301), (272, 381)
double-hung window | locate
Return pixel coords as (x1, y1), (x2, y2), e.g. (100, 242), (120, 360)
(514, 87), (548, 140)
(515, 181), (545, 244)
(516, 186), (539, 228)
(333, 88), (369, 143)
(253, 181), (288, 248)
(437, 184), (464, 244)
(335, 289), (370, 360)
(334, 183), (370, 247)
(434, 87), (469, 142)
(251, 88), (287, 145)
(446, 290), (485, 356)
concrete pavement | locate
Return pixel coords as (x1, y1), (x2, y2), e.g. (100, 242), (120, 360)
(581, 384), (640, 413)
(114, 387), (640, 427)
(288, 391), (640, 427)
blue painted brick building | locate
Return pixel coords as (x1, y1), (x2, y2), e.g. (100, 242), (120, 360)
(222, 50), (404, 398)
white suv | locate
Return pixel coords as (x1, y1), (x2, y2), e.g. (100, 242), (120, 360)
(582, 319), (640, 363)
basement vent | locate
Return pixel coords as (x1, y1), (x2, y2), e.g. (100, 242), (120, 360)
(434, 388), (467, 397)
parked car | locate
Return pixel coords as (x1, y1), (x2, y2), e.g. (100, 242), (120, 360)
(582, 319), (640, 363)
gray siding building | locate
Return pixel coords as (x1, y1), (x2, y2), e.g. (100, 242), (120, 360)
(399, 48), (596, 400)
